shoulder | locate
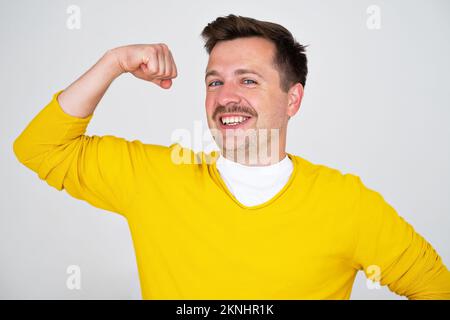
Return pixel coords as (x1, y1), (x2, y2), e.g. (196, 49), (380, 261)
(288, 153), (369, 205)
(127, 142), (219, 169)
(291, 153), (361, 185)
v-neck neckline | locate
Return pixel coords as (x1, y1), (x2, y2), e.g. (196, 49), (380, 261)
(210, 152), (299, 211)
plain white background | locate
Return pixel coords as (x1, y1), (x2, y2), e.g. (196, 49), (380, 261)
(1, 0), (449, 299)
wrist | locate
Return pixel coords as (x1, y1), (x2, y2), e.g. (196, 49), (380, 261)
(100, 49), (125, 80)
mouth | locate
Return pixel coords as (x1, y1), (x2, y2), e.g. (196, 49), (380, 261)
(217, 114), (254, 130)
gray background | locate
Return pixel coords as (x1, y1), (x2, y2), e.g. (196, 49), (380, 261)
(1, 0), (449, 299)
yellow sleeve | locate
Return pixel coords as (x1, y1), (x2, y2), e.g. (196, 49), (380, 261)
(13, 90), (148, 217)
(350, 175), (450, 299)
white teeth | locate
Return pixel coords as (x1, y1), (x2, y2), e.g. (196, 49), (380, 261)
(221, 116), (248, 125)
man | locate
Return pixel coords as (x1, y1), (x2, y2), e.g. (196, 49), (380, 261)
(13, 14), (450, 299)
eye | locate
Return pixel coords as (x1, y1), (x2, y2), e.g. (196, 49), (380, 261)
(243, 79), (257, 85)
(208, 80), (222, 87)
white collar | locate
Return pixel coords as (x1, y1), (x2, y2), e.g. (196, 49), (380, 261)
(215, 153), (293, 182)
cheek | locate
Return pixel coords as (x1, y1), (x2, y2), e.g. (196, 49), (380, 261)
(205, 94), (215, 116)
(260, 98), (287, 122)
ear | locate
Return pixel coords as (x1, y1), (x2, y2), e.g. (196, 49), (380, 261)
(287, 83), (304, 119)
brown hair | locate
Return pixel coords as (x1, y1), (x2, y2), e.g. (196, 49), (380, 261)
(201, 14), (308, 92)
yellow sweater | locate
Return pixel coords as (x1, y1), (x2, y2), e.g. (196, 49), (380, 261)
(13, 90), (450, 300)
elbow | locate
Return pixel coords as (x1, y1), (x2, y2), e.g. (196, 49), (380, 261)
(12, 133), (37, 167)
(12, 135), (27, 165)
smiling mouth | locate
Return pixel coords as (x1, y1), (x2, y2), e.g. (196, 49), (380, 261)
(220, 115), (250, 125)
(218, 115), (254, 129)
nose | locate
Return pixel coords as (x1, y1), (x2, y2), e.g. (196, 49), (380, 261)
(216, 81), (242, 107)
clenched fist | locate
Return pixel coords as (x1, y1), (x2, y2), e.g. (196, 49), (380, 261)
(109, 43), (178, 89)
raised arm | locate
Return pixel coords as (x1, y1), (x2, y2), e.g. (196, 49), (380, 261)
(58, 43), (177, 118)
(13, 44), (178, 216)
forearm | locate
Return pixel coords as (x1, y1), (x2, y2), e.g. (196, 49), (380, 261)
(57, 50), (124, 118)
(407, 265), (450, 300)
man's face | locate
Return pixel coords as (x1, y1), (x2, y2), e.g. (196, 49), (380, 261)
(204, 36), (296, 161)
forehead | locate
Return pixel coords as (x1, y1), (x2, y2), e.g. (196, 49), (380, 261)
(206, 37), (276, 73)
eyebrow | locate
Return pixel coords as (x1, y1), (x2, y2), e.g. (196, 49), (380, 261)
(204, 69), (265, 81)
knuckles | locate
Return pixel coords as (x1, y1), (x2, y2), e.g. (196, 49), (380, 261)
(133, 43), (177, 79)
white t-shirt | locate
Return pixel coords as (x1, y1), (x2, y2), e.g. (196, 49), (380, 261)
(215, 154), (294, 207)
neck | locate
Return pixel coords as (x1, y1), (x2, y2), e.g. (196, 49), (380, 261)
(220, 148), (287, 166)
(218, 127), (288, 166)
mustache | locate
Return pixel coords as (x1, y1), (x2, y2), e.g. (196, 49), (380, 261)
(212, 104), (257, 120)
